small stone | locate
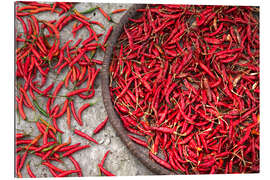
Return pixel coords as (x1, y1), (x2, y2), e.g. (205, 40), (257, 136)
(99, 138), (104, 144)
(103, 137), (111, 145)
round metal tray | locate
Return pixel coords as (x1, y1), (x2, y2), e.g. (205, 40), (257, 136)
(101, 4), (175, 175)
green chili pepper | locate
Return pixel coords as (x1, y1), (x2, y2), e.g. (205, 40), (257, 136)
(79, 6), (98, 14)
(33, 100), (50, 118)
(42, 144), (57, 152)
(57, 132), (62, 144)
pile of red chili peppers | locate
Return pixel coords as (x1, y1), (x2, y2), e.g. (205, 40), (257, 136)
(15, 1), (125, 177)
(110, 4), (259, 174)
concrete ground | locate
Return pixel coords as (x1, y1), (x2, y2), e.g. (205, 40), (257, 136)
(15, 2), (153, 177)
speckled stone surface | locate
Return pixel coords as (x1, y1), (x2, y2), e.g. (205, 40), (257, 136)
(15, 2), (153, 177)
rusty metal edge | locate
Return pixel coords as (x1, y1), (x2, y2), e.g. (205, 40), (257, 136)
(101, 4), (175, 176)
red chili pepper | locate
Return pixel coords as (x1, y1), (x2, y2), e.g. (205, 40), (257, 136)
(52, 138), (71, 153)
(93, 116), (109, 134)
(68, 156), (82, 176)
(34, 141), (56, 153)
(51, 106), (60, 117)
(69, 50), (86, 67)
(26, 18), (33, 36)
(16, 133), (25, 139)
(73, 9), (90, 21)
(168, 149), (179, 171)
(43, 127), (49, 145)
(46, 98), (52, 115)
(51, 81), (64, 105)
(199, 62), (216, 79)
(40, 20), (60, 55)
(98, 7), (111, 21)
(69, 100), (82, 126)
(36, 122), (56, 141)
(151, 126), (176, 135)
(128, 134), (148, 147)
(103, 26), (113, 45)
(74, 129), (98, 144)
(16, 16), (28, 36)
(26, 162), (36, 178)
(78, 66), (87, 81)
(52, 117), (64, 134)
(42, 161), (65, 173)
(54, 42), (72, 69)
(115, 77), (135, 101)
(235, 128), (251, 148)
(149, 151), (172, 170)
(98, 164), (115, 176)
(66, 88), (89, 97)
(165, 83), (177, 105)
(111, 8), (127, 14)
(123, 25), (134, 49)
(57, 143), (81, 152)
(77, 103), (94, 125)
(71, 14), (91, 27)
(18, 150), (28, 171)
(18, 95), (26, 120)
(56, 169), (81, 177)
(89, 20), (105, 29)
(62, 145), (91, 157)
(48, 167), (58, 177)
(17, 170), (23, 178)
(53, 99), (68, 118)
(100, 150), (111, 167)
(87, 68), (100, 89)
(39, 118), (57, 134)
(55, 15), (67, 30)
(18, 5), (38, 11)
(16, 154), (21, 175)
(42, 149), (53, 160)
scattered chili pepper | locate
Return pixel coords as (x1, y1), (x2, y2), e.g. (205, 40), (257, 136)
(98, 6), (112, 21)
(111, 9), (127, 14)
(93, 117), (109, 134)
(15, 1), (122, 177)
(56, 169), (81, 177)
(26, 162), (36, 178)
(74, 129), (98, 144)
(68, 156), (82, 176)
(98, 163), (115, 176)
(62, 145), (91, 157)
(42, 161), (65, 173)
